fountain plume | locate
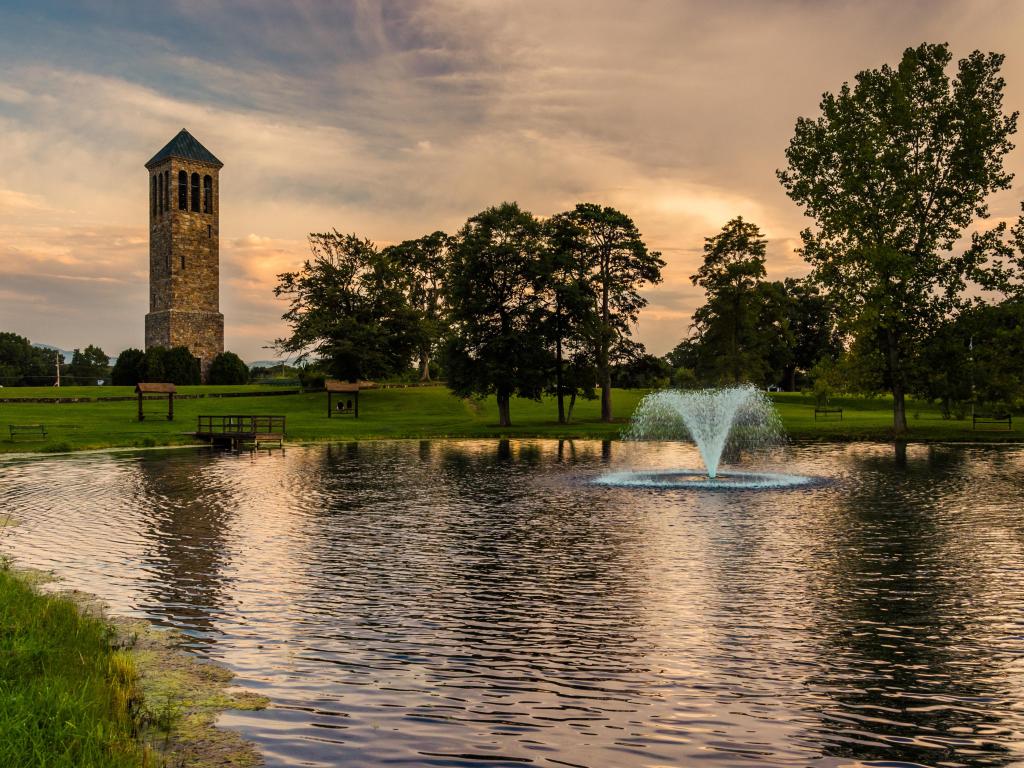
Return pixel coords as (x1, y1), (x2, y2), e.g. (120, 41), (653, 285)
(625, 385), (783, 478)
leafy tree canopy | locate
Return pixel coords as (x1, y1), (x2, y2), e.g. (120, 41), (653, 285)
(274, 231), (425, 381)
(688, 217), (780, 385)
(0, 332), (52, 386)
(444, 202), (550, 427)
(546, 203), (663, 421)
(382, 231), (451, 380)
(66, 345), (109, 385)
(779, 42), (1018, 432)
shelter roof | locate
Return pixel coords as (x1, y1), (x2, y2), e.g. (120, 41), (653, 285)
(325, 380), (372, 392)
(135, 382), (177, 394)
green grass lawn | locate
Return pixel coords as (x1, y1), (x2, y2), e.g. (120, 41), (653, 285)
(0, 568), (145, 768)
(0, 386), (1018, 455)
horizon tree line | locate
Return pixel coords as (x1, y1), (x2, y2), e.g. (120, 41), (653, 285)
(273, 201), (664, 427)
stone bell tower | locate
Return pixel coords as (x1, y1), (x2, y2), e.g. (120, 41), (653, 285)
(145, 129), (224, 380)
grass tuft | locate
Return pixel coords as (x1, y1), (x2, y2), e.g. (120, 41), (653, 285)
(0, 568), (148, 768)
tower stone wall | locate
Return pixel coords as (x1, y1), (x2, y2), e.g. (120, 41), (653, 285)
(144, 130), (224, 381)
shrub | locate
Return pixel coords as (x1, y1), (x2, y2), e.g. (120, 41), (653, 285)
(671, 367), (699, 390)
(111, 348), (146, 386)
(162, 347), (201, 385)
(298, 368), (327, 391)
(208, 352), (250, 385)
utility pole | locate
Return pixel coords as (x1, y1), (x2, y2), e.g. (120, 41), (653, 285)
(968, 335), (974, 422)
(54, 350), (61, 388)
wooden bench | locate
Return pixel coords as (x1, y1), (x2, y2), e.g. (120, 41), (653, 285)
(252, 433), (284, 449)
(9, 424), (47, 440)
(973, 413), (1012, 431)
(814, 406), (843, 421)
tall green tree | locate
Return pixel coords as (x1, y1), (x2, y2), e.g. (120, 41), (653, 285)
(444, 203), (550, 427)
(550, 204), (663, 422)
(0, 333), (51, 386)
(781, 277), (843, 391)
(383, 231), (450, 380)
(274, 231), (424, 381)
(779, 42), (1018, 433)
(543, 213), (602, 423)
(690, 217), (773, 384)
(65, 345), (109, 385)
(915, 299), (1024, 415)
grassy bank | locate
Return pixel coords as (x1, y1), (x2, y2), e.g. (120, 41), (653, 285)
(0, 385), (1019, 455)
(0, 568), (145, 768)
(0, 566), (267, 767)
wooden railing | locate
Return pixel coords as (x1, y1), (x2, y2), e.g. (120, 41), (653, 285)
(196, 415), (286, 435)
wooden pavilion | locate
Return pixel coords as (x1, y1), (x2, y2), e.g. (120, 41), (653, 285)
(325, 380), (365, 418)
(135, 382), (176, 421)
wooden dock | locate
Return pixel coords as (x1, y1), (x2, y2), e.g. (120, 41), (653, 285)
(194, 415), (286, 449)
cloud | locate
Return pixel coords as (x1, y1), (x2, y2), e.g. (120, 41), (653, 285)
(0, 188), (51, 212)
(1, 0), (1023, 359)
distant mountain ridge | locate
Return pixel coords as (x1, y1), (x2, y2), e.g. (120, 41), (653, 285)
(248, 359), (296, 369)
(31, 343), (74, 364)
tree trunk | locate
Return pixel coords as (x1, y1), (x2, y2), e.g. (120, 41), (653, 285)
(555, 301), (565, 424)
(731, 293), (741, 384)
(892, 380), (908, 434)
(567, 391), (577, 423)
(418, 350), (431, 381)
(600, 364), (612, 422)
(497, 390), (512, 427)
(886, 329), (909, 435)
(783, 365), (797, 392)
(600, 263), (613, 422)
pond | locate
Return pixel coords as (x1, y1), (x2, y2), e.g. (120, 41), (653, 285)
(2, 439), (1024, 767)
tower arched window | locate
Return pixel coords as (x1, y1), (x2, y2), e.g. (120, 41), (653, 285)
(152, 175), (158, 216)
(203, 175), (212, 213)
(191, 173), (200, 212)
(158, 173), (164, 214)
(178, 170), (188, 210)
(164, 170), (170, 212)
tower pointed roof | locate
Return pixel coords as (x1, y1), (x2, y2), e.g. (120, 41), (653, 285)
(145, 129), (223, 169)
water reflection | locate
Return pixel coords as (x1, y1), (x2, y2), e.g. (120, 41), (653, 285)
(134, 452), (238, 643)
(799, 444), (1024, 766)
(3, 440), (1024, 767)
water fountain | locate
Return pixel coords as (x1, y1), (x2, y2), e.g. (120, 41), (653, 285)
(596, 385), (814, 490)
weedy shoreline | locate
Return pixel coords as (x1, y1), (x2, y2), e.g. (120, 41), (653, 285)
(0, 565), (268, 767)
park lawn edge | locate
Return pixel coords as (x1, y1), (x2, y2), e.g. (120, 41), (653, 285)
(1, 387), (1021, 456)
(0, 565), (268, 768)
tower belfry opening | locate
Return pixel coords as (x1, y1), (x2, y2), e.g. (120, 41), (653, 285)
(144, 129), (224, 381)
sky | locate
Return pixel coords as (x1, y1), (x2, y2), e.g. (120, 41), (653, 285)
(1, 0), (1023, 363)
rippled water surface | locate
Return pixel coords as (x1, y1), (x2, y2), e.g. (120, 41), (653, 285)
(3, 439), (1024, 767)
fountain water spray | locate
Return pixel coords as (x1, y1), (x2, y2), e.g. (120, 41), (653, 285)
(624, 385), (783, 478)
